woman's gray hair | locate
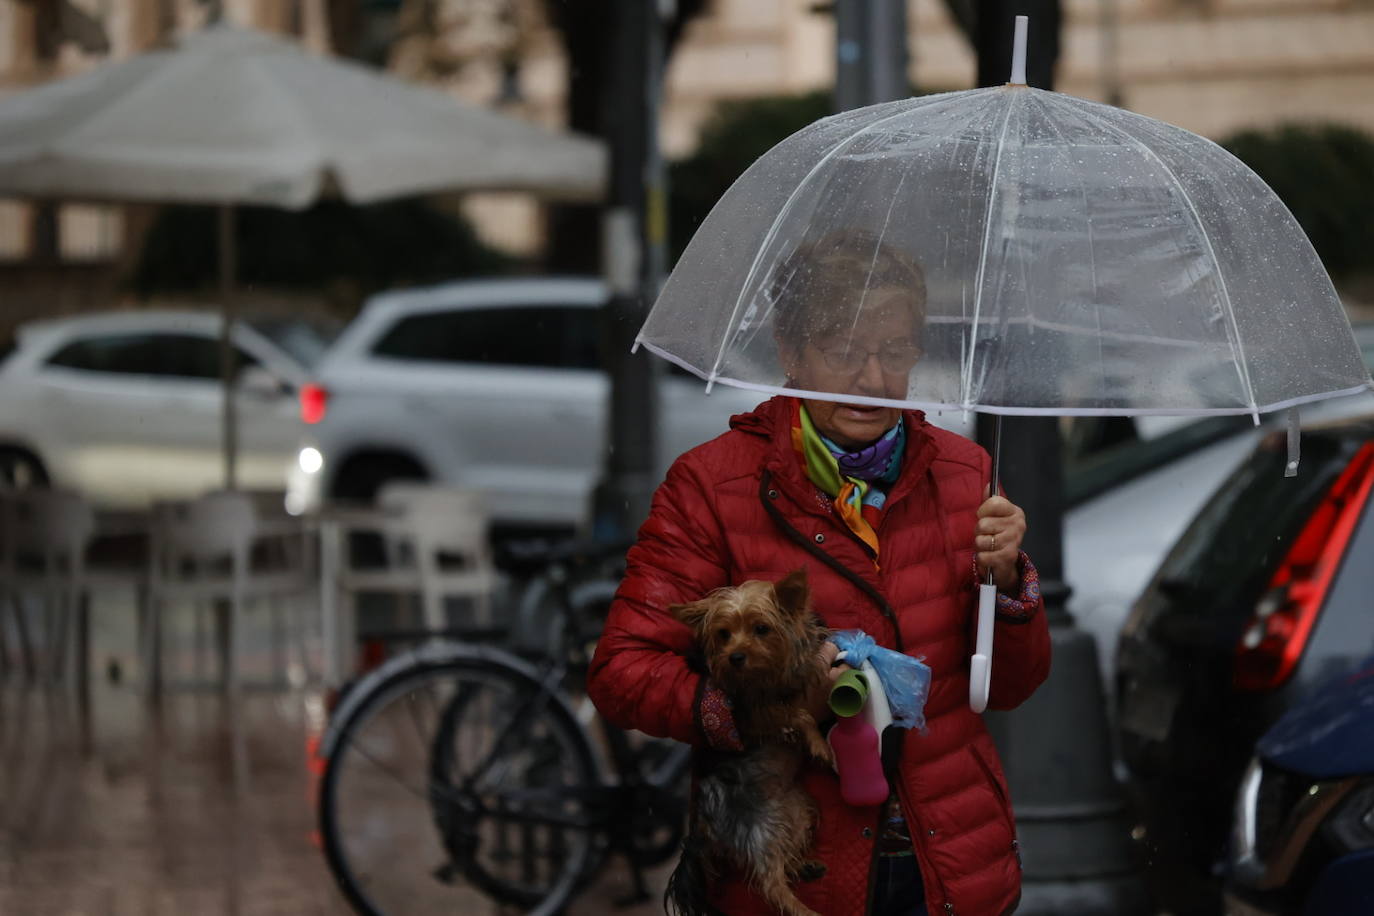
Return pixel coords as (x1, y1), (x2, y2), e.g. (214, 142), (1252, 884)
(766, 229), (927, 351)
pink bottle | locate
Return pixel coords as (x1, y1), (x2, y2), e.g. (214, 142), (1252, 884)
(827, 663), (891, 807)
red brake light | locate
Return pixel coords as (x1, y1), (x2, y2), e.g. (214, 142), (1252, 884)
(1234, 442), (1374, 691)
(300, 383), (328, 424)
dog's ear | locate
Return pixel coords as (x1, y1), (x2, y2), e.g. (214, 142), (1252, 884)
(773, 568), (810, 618)
(670, 599), (711, 631)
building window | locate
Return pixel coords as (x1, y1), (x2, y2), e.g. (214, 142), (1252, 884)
(0, 201), (27, 260)
(59, 204), (122, 261)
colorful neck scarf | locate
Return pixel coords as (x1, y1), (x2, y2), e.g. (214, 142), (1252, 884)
(791, 402), (904, 558)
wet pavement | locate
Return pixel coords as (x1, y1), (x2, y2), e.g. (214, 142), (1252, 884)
(0, 594), (672, 916)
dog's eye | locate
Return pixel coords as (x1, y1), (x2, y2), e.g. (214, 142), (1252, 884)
(754, 624), (771, 636)
(716, 628), (730, 642)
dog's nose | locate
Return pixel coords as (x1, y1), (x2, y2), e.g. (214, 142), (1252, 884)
(729, 652), (746, 668)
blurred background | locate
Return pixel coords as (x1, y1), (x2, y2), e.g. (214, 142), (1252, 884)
(3, 2), (1374, 915)
(3, 0), (1372, 330)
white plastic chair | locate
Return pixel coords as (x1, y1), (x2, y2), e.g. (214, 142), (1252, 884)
(0, 489), (96, 684)
(321, 484), (497, 682)
(144, 490), (315, 695)
(375, 482), (496, 632)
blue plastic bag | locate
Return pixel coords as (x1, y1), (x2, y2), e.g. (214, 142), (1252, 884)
(831, 630), (931, 732)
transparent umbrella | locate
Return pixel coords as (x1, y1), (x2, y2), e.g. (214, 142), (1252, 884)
(634, 22), (1373, 712)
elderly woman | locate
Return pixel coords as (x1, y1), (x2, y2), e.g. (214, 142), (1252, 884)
(587, 231), (1050, 916)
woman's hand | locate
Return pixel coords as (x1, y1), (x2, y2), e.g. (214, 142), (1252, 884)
(976, 488), (1026, 594)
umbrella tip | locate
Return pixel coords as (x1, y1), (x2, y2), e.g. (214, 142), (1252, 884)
(1009, 15), (1028, 86)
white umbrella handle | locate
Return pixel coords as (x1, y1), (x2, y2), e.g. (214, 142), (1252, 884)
(970, 583), (996, 713)
(970, 414), (1003, 713)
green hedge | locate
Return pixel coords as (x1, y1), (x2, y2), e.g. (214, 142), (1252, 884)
(1221, 123), (1374, 285)
(668, 91), (834, 262)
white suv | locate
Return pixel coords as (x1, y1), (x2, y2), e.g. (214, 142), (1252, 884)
(287, 278), (773, 528)
(0, 310), (335, 508)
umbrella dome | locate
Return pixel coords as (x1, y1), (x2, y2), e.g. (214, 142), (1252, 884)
(636, 85), (1372, 420)
(0, 24), (605, 208)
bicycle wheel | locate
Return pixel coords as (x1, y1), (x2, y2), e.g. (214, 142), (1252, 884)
(318, 642), (603, 916)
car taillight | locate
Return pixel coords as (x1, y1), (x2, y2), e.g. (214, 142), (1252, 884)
(300, 383), (328, 424)
(1234, 441), (1374, 692)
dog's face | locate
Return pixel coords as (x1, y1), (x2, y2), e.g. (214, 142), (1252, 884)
(672, 569), (818, 693)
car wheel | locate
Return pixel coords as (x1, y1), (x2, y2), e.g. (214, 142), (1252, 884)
(331, 452), (428, 503)
(0, 448), (49, 491)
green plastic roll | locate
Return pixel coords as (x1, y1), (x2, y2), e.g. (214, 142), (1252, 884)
(829, 669), (870, 718)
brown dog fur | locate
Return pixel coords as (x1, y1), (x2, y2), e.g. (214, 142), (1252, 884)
(666, 569), (831, 916)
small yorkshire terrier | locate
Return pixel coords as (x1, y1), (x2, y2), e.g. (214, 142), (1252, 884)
(665, 569), (832, 916)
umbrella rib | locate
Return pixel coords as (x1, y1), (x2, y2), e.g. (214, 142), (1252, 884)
(1057, 97), (1261, 421)
(961, 89), (1019, 412)
(704, 99), (939, 387)
(845, 169), (909, 344)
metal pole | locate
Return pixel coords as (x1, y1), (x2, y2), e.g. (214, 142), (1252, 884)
(218, 204), (238, 492)
(645, 0), (673, 293)
(974, 6), (1149, 914)
(834, 0), (866, 112)
(1099, 0), (1123, 107)
(592, 0), (662, 542)
(985, 416), (1002, 588)
(868, 0), (909, 103)
(835, 0), (909, 111)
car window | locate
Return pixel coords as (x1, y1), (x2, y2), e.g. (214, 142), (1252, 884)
(1149, 431), (1351, 603)
(246, 316), (340, 368)
(46, 332), (255, 379)
(372, 306), (601, 370)
(1301, 494), (1374, 685)
(1354, 322), (1374, 368)
(1062, 322), (1374, 508)
(1062, 414), (1254, 507)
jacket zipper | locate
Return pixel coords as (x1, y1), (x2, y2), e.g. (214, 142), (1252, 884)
(759, 470), (904, 653)
(863, 804), (885, 916)
(893, 764), (952, 914)
(969, 739), (1020, 848)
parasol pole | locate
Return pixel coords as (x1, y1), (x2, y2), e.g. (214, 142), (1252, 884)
(970, 13), (1027, 714)
(218, 204), (238, 492)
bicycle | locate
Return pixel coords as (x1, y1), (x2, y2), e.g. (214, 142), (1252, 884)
(315, 539), (693, 916)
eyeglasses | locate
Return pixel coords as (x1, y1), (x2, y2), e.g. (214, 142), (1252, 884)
(814, 341), (922, 374)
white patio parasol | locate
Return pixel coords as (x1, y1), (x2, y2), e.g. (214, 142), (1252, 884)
(0, 23), (606, 486)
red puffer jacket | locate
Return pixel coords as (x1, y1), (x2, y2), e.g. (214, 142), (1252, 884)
(587, 396), (1051, 916)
